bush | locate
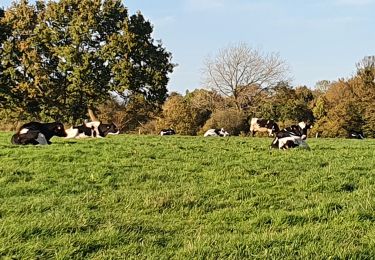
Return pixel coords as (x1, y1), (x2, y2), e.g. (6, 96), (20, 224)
(137, 119), (159, 135)
(200, 109), (249, 136)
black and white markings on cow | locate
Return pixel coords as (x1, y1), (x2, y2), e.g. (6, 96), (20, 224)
(270, 122), (312, 150)
(11, 122), (67, 145)
(250, 118), (280, 137)
(348, 131), (365, 139)
(204, 128), (229, 137)
(65, 121), (119, 139)
(160, 128), (176, 136)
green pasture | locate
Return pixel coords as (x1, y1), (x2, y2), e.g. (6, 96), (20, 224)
(0, 132), (374, 259)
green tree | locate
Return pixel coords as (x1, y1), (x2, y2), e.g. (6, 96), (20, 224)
(0, 0), (174, 123)
(0, 7), (10, 106)
(0, 0), (39, 118)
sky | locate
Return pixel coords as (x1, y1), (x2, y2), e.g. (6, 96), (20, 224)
(1, 0), (374, 94)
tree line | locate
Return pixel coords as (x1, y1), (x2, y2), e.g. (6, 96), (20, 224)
(85, 53), (375, 138)
(1, 1), (374, 138)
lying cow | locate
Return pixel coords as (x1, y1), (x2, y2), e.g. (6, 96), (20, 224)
(65, 121), (119, 138)
(11, 121), (67, 145)
(250, 118), (280, 137)
(348, 131), (364, 139)
(204, 128), (229, 137)
(160, 128), (176, 136)
(270, 122), (312, 150)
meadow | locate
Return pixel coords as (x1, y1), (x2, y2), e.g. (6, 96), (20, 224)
(0, 132), (374, 259)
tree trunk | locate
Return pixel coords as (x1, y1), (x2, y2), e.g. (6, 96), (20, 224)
(88, 107), (99, 122)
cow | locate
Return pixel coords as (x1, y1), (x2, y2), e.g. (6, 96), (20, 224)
(250, 118), (280, 137)
(65, 123), (96, 138)
(65, 121), (119, 138)
(348, 131), (364, 139)
(11, 122), (67, 145)
(270, 122), (313, 150)
(160, 128), (176, 136)
(204, 128), (229, 137)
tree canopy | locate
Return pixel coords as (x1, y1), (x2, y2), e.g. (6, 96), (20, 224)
(203, 42), (289, 111)
(0, 0), (174, 122)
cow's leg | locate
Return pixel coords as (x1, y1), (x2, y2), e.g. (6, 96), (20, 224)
(35, 133), (48, 145)
(270, 137), (279, 149)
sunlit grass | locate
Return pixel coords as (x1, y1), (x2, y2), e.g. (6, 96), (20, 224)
(0, 132), (374, 258)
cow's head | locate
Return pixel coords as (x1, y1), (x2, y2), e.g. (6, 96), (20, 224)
(53, 122), (68, 137)
(98, 123), (119, 137)
(219, 128), (229, 137)
(160, 128), (176, 136)
(269, 122), (280, 136)
(298, 122), (312, 140)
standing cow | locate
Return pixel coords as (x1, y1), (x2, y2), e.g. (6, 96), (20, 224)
(270, 122), (312, 150)
(250, 118), (280, 137)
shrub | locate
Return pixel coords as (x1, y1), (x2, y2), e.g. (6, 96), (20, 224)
(200, 109), (249, 136)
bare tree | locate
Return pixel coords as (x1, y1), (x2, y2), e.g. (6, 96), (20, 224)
(356, 56), (375, 71)
(203, 42), (289, 110)
(356, 56), (375, 84)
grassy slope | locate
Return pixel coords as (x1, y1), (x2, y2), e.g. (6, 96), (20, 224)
(0, 132), (375, 259)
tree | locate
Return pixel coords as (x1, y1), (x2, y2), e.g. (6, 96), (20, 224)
(96, 94), (158, 133)
(312, 96), (327, 120)
(312, 79), (363, 137)
(201, 108), (248, 136)
(355, 56), (375, 137)
(0, 0), (40, 119)
(158, 93), (211, 135)
(203, 42), (289, 111)
(158, 94), (195, 135)
(0, 7), (10, 107)
(0, 0), (174, 123)
(314, 80), (331, 94)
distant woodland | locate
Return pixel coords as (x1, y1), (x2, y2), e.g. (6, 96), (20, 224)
(1, 1), (374, 137)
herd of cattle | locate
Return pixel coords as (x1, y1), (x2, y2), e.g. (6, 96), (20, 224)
(11, 121), (119, 145)
(10, 117), (363, 149)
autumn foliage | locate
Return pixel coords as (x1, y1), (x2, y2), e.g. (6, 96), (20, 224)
(0, 2), (374, 137)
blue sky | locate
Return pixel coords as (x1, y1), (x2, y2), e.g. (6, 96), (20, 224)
(1, 0), (374, 93)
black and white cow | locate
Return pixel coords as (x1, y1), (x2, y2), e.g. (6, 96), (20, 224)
(204, 128), (229, 137)
(270, 122), (313, 150)
(65, 121), (119, 138)
(65, 123), (96, 138)
(250, 118), (280, 137)
(348, 131), (364, 139)
(11, 122), (67, 145)
(160, 128), (176, 136)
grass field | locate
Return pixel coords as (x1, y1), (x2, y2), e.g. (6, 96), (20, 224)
(0, 132), (375, 259)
